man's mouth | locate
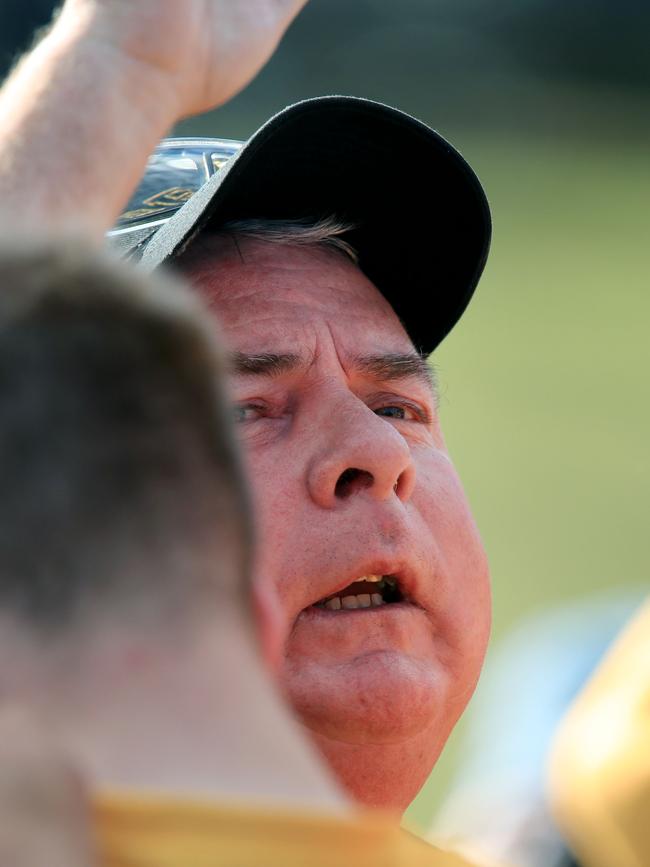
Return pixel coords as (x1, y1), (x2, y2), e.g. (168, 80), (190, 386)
(312, 575), (404, 611)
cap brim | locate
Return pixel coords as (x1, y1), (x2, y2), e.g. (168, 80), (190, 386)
(140, 96), (491, 355)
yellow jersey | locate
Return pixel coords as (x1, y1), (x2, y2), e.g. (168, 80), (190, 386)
(95, 794), (475, 867)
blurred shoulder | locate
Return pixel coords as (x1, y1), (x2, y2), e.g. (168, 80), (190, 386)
(548, 597), (650, 867)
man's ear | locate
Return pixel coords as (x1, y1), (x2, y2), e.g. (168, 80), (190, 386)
(251, 581), (285, 674)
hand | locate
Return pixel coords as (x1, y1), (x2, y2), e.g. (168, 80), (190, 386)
(0, 0), (310, 237)
(57, 0), (310, 118)
(0, 707), (95, 867)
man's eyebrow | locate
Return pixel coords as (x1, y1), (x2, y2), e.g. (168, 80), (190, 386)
(354, 353), (438, 395)
(230, 350), (438, 398)
(230, 351), (305, 377)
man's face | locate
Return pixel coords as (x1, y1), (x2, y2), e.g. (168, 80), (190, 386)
(185, 237), (491, 806)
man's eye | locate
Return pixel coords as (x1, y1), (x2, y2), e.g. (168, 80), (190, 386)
(375, 405), (406, 419)
(374, 404), (420, 421)
(233, 403), (264, 423)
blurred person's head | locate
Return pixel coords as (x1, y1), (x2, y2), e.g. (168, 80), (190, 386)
(177, 217), (492, 811)
(0, 243), (341, 806)
(0, 243), (250, 633)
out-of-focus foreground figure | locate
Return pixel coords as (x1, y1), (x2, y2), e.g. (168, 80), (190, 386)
(549, 597), (650, 867)
(430, 592), (645, 867)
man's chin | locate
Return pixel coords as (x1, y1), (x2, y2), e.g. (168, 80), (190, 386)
(282, 648), (446, 745)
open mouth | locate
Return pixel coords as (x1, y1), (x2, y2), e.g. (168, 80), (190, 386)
(313, 575), (404, 611)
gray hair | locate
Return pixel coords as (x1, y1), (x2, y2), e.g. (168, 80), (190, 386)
(178, 215), (358, 267)
(222, 216), (358, 263)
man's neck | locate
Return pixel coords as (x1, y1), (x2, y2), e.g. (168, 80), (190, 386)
(1, 618), (347, 814)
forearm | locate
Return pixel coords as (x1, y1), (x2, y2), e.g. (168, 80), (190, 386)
(0, 8), (180, 241)
(0, 0), (309, 241)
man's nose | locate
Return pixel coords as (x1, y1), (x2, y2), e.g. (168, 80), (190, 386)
(306, 396), (416, 509)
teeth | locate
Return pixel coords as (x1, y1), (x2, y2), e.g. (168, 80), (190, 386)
(317, 577), (397, 612)
(321, 592), (386, 611)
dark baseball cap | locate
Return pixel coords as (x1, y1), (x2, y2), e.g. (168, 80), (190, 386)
(109, 96), (491, 355)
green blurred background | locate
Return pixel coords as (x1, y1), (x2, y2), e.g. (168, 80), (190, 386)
(2, 0), (648, 830)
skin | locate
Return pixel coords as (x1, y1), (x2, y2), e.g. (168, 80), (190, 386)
(0, 0), (308, 237)
(0, 708), (94, 867)
(184, 237), (492, 810)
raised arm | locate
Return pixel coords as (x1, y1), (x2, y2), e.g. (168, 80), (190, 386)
(0, 0), (307, 240)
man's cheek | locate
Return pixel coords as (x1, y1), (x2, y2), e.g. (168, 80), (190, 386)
(415, 461), (484, 552)
(243, 451), (297, 526)
(412, 475), (491, 637)
(250, 484), (309, 606)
